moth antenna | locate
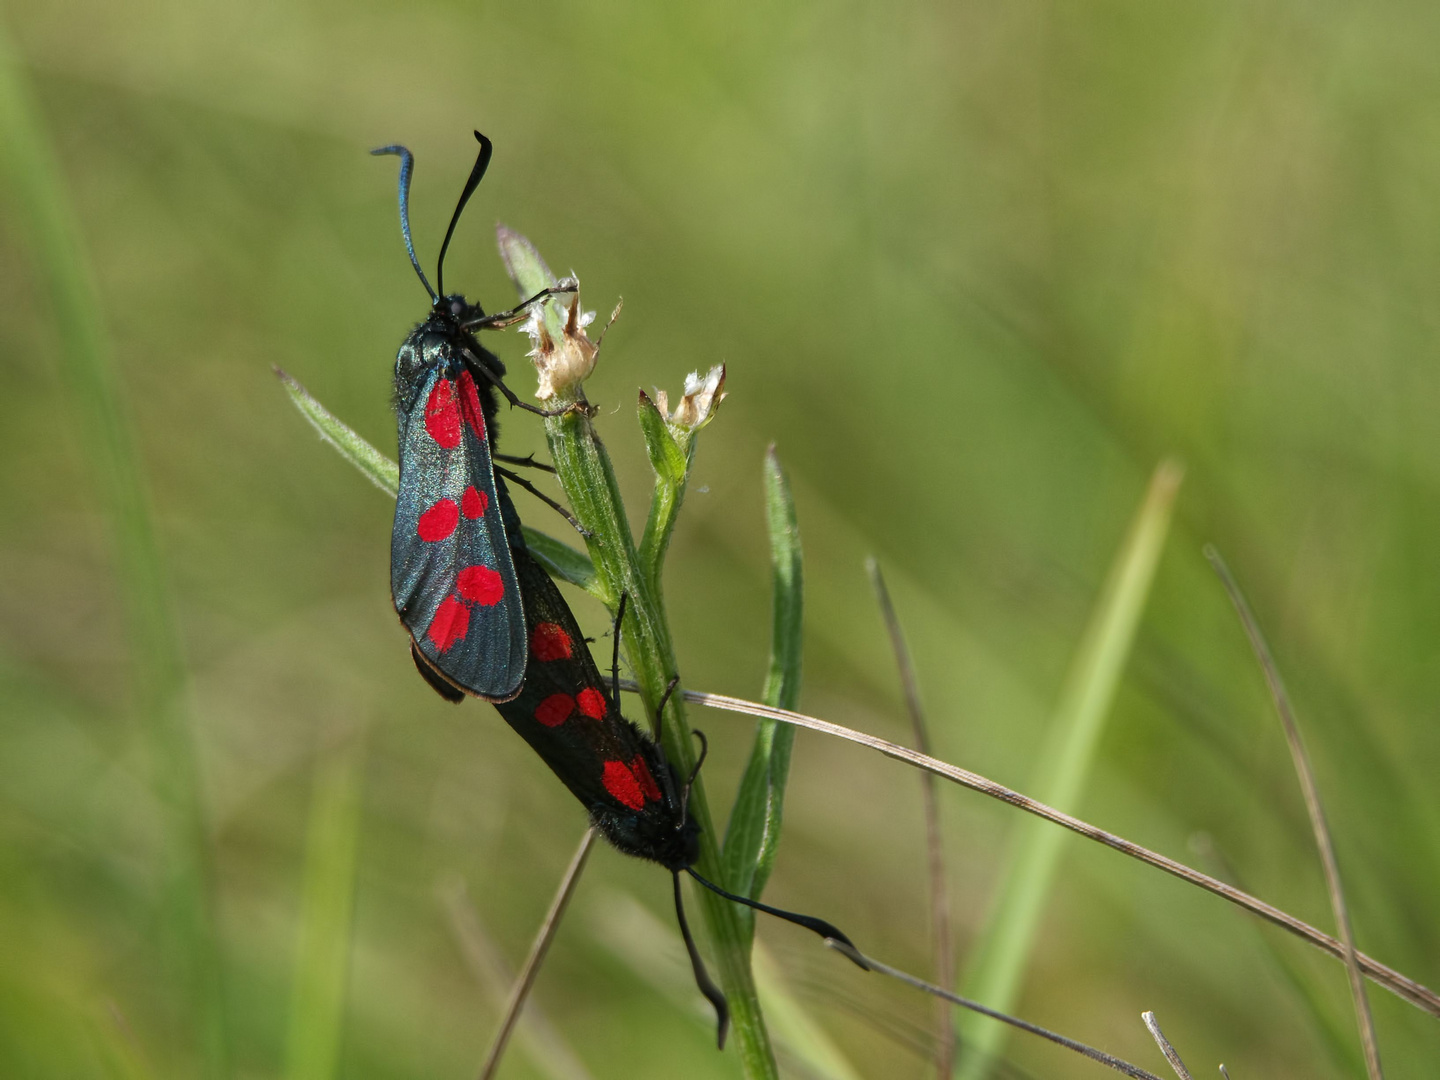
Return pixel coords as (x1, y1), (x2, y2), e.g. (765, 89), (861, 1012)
(435, 130), (494, 299)
(680, 727), (707, 820)
(685, 867), (869, 972)
(371, 144), (437, 302)
(610, 592), (628, 710)
(673, 871), (729, 1047)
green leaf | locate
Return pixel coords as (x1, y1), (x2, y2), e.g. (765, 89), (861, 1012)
(522, 526), (602, 598)
(277, 369), (398, 497)
(497, 225), (568, 342)
(637, 390), (688, 484)
(276, 371), (604, 604)
(722, 447), (802, 938)
(285, 737), (366, 1080)
(956, 460), (1183, 1079)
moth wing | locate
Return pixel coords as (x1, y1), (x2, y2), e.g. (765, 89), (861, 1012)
(392, 370), (526, 701)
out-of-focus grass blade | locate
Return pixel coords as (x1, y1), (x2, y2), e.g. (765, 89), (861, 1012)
(277, 369), (398, 496)
(1188, 834), (1365, 1077)
(87, 1003), (160, 1080)
(285, 736), (366, 1080)
(590, 891), (861, 1080)
(276, 368), (602, 597)
(1206, 548), (1383, 1080)
(752, 941), (864, 1080)
(0, 24), (228, 1080)
(722, 447), (803, 931)
(957, 461), (1183, 1078)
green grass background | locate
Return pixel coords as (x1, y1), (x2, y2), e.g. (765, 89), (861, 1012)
(2, 1), (1439, 1077)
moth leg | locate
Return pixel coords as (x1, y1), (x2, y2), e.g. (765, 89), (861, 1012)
(462, 348), (581, 418)
(493, 452), (556, 474)
(495, 466), (590, 538)
(462, 281), (579, 331)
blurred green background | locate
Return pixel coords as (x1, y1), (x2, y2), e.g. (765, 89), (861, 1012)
(3, 1), (1439, 1077)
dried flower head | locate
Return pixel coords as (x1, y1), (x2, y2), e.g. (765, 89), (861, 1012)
(523, 288), (597, 400)
(654, 365), (727, 434)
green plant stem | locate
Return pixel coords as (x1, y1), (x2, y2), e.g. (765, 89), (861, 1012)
(500, 238), (776, 1077)
(540, 398), (776, 1075)
(0, 25), (228, 1080)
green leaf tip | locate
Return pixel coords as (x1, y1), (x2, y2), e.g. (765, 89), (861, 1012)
(277, 367), (398, 497)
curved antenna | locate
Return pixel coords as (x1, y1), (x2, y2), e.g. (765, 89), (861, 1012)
(371, 145), (437, 302)
(436, 130), (494, 299)
(685, 867), (869, 971)
(673, 871), (729, 1047)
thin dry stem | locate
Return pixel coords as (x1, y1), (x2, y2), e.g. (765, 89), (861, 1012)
(476, 829), (597, 1080)
(1207, 547), (1384, 1080)
(1141, 1012), (1193, 1080)
(613, 681), (1440, 1019)
(867, 558), (955, 1079)
(827, 942), (1165, 1080)
(441, 879), (595, 1080)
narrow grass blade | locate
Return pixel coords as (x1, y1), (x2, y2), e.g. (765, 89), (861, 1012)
(722, 447), (803, 932)
(277, 369), (398, 496)
(284, 736), (366, 1080)
(957, 461), (1182, 1077)
(868, 558), (955, 1078)
(752, 941), (865, 1080)
(646, 681), (1440, 1020)
(1207, 548), (1385, 1080)
(0, 26), (228, 1079)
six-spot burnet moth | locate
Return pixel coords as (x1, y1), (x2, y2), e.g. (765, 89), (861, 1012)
(375, 134), (864, 1047)
(375, 133), (577, 703)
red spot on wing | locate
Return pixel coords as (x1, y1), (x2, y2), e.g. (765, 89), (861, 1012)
(424, 379), (462, 448)
(577, 687), (607, 719)
(530, 622), (572, 661)
(458, 370), (487, 440)
(417, 498), (459, 542)
(427, 596), (470, 652)
(535, 693), (575, 727)
(461, 485), (489, 519)
(602, 760), (645, 810)
(456, 565), (504, 606)
(631, 755), (662, 803)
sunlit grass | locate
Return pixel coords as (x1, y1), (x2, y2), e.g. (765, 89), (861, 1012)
(3, 1), (1440, 1077)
